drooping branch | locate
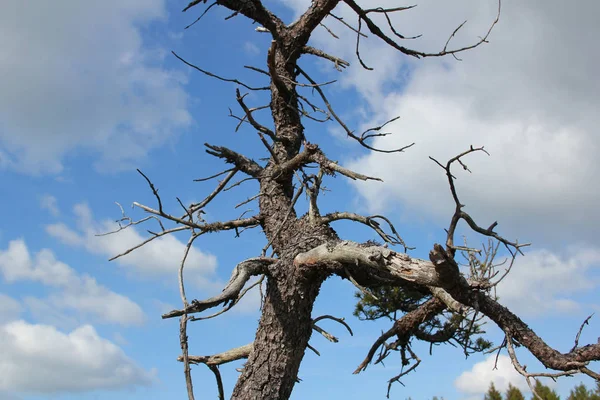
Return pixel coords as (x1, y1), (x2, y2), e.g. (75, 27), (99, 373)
(293, 241), (600, 380)
(312, 314), (354, 343)
(354, 297), (445, 373)
(343, 0), (501, 59)
(163, 257), (277, 319)
(428, 245), (600, 377)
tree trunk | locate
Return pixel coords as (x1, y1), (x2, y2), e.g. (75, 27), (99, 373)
(230, 260), (325, 399)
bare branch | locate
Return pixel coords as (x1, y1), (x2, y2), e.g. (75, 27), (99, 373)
(235, 89), (276, 140)
(183, 0), (284, 37)
(173, 51), (269, 91)
(194, 167), (236, 182)
(430, 146), (529, 256)
(571, 314), (594, 353)
(354, 297), (444, 373)
(386, 345), (421, 398)
(133, 200), (261, 233)
(181, 343), (253, 366)
(313, 315), (354, 337)
(320, 212), (409, 249)
(302, 46), (350, 70)
(328, 12), (367, 37)
(296, 66), (413, 153)
(184, 1), (217, 29)
(188, 168), (239, 218)
(137, 169), (163, 214)
(343, 0), (501, 59)
(191, 275), (266, 321)
(108, 226), (188, 262)
(205, 143), (263, 177)
(162, 257), (277, 319)
(430, 245), (600, 375)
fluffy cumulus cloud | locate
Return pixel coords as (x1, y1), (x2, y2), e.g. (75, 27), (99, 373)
(0, 0), (191, 175)
(495, 246), (600, 317)
(283, 0), (600, 244)
(0, 320), (155, 393)
(46, 203), (218, 284)
(0, 239), (145, 326)
(455, 354), (528, 397)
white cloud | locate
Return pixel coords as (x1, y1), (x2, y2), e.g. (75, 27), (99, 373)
(0, 239), (145, 326)
(455, 354), (528, 396)
(46, 203), (218, 284)
(0, 320), (154, 393)
(495, 246), (600, 317)
(39, 194), (60, 217)
(0, 294), (22, 324)
(283, 0), (600, 244)
(0, 0), (191, 175)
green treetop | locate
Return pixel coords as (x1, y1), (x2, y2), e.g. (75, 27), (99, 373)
(506, 383), (525, 400)
(532, 380), (560, 400)
(485, 382), (503, 400)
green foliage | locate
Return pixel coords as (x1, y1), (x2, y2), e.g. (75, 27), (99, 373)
(353, 285), (428, 321)
(506, 383), (525, 400)
(568, 383), (591, 400)
(531, 380), (560, 400)
(485, 382), (503, 400)
(567, 382), (600, 400)
(353, 284), (492, 354)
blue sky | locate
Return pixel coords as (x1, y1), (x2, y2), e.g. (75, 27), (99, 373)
(0, 1), (599, 399)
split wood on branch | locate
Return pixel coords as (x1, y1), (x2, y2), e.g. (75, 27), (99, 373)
(293, 241), (600, 379)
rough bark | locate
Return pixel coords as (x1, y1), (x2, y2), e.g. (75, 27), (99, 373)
(230, 258), (325, 399)
(230, 34), (340, 398)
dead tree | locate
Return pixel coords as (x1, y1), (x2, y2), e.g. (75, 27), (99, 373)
(106, 1), (600, 399)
